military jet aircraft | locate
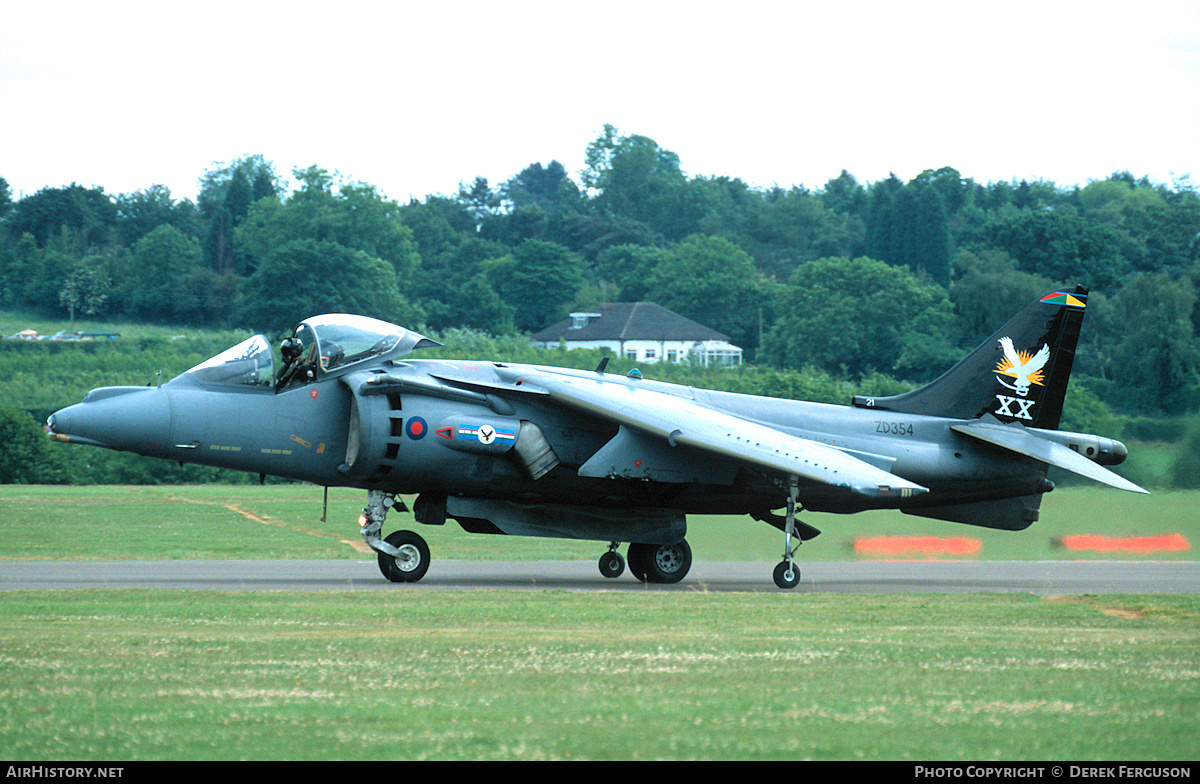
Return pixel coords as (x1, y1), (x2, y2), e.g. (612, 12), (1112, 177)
(47, 285), (1144, 588)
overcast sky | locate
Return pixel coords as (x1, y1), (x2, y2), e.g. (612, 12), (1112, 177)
(3, 0), (1198, 204)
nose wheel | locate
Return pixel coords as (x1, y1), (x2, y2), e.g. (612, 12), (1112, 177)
(360, 489), (432, 583)
(377, 529), (431, 583)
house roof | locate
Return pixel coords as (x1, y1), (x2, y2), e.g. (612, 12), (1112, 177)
(531, 302), (734, 344)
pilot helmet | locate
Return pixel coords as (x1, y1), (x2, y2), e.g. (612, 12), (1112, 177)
(280, 337), (304, 361)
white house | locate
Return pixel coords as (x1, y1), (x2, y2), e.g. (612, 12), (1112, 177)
(531, 302), (743, 366)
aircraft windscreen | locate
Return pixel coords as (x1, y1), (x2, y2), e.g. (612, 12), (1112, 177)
(306, 315), (423, 371)
(182, 335), (275, 387)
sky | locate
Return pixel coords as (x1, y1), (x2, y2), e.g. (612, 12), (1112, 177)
(2, 0), (1199, 204)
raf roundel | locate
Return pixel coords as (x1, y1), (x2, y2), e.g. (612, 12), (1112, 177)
(405, 416), (428, 440)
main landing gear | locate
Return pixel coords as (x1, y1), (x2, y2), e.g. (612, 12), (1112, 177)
(597, 539), (693, 584)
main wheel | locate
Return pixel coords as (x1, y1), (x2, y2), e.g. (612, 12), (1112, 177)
(377, 530), (431, 583)
(773, 560), (800, 589)
(598, 550), (625, 579)
(629, 540), (692, 584)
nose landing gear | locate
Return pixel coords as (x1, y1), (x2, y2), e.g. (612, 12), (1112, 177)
(360, 489), (431, 583)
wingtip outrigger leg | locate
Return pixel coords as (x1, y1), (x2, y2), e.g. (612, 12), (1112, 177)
(774, 477), (803, 589)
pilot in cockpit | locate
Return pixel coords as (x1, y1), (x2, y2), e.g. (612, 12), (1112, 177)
(276, 324), (320, 389)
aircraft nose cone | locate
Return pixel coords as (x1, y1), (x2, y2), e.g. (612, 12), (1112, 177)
(1110, 439), (1128, 466)
(47, 386), (172, 455)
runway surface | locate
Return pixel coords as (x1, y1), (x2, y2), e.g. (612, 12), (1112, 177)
(1, 559), (1197, 593)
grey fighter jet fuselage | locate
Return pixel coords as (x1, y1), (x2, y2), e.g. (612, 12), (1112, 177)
(47, 288), (1144, 588)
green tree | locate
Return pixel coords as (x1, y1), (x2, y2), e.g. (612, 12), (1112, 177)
(237, 239), (419, 334)
(982, 207), (1127, 290)
(125, 225), (204, 323)
(0, 233), (40, 306)
(59, 255), (112, 329)
(0, 404), (67, 484)
(487, 240), (583, 332)
(115, 185), (199, 247)
(583, 125), (691, 238)
(237, 167), (420, 280)
(951, 248), (1052, 346)
(197, 154), (279, 219)
(820, 170), (868, 217)
(1102, 272), (1200, 414)
(865, 178), (951, 285)
(457, 177), (501, 231)
(911, 167), (969, 216)
(0, 177), (12, 220)
(199, 155), (279, 274)
(594, 243), (673, 302)
(762, 256), (955, 380)
(502, 161), (581, 214)
(645, 235), (766, 354)
(6, 184), (117, 250)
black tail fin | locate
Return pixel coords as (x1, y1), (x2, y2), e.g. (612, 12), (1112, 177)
(852, 285), (1088, 430)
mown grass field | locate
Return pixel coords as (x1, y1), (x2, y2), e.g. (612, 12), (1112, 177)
(0, 484), (1194, 563)
(0, 485), (1196, 761)
(0, 590), (1197, 761)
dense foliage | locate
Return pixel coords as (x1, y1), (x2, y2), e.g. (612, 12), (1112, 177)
(2, 125), (1199, 485)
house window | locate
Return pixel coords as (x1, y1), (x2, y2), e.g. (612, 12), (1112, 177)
(625, 348), (638, 361)
(666, 349), (677, 363)
(644, 349), (656, 361)
(570, 312), (600, 329)
(701, 349), (742, 367)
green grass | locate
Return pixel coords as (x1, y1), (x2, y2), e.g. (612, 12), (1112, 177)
(0, 485), (1194, 563)
(0, 485), (1196, 761)
(0, 590), (1196, 761)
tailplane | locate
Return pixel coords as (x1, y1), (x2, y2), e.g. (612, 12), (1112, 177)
(853, 286), (1088, 430)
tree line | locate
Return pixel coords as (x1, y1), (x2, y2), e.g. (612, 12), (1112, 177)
(2, 124), (1199, 421)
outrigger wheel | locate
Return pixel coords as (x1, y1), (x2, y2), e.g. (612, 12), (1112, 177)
(773, 560), (800, 589)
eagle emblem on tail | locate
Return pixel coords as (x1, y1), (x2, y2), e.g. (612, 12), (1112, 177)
(996, 337), (1050, 396)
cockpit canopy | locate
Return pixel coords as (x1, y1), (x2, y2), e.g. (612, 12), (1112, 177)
(179, 314), (440, 390)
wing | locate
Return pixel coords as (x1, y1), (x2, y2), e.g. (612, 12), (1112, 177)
(492, 366), (927, 500)
(952, 418), (1147, 494)
(1026, 344), (1051, 374)
(999, 336), (1021, 369)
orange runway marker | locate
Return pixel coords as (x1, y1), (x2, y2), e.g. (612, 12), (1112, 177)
(854, 535), (982, 558)
(1055, 534), (1190, 553)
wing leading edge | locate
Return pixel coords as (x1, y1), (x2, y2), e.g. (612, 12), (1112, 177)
(501, 367), (928, 500)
